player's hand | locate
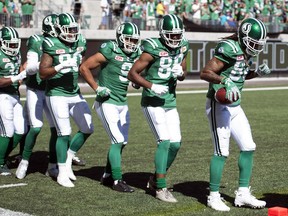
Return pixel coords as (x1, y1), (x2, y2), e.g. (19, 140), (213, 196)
(221, 77), (241, 102)
(10, 70), (27, 83)
(171, 64), (184, 78)
(256, 63), (271, 76)
(54, 59), (77, 72)
(151, 83), (168, 96)
(132, 82), (140, 89)
(96, 86), (111, 98)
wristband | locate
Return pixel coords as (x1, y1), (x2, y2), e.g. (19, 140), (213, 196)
(10, 75), (20, 83)
(54, 64), (63, 72)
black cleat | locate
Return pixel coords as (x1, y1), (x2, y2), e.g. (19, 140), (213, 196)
(72, 156), (86, 166)
(112, 180), (134, 193)
(100, 175), (114, 186)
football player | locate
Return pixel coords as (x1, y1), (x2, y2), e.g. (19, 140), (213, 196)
(80, 22), (141, 192)
(39, 13), (94, 187)
(200, 17), (270, 211)
(0, 27), (27, 175)
(15, 14), (59, 180)
(128, 14), (189, 202)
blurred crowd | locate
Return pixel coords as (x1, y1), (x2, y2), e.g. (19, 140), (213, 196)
(0, 0), (35, 28)
(100, 0), (288, 30)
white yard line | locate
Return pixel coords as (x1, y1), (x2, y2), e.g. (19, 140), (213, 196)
(0, 208), (33, 216)
(0, 183), (27, 189)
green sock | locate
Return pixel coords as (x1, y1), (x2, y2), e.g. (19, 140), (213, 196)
(155, 140), (170, 174)
(156, 177), (166, 189)
(238, 151), (254, 187)
(0, 136), (10, 165)
(5, 133), (23, 158)
(49, 127), (58, 164)
(166, 142), (181, 170)
(69, 131), (91, 152)
(22, 127), (41, 160)
(105, 144), (126, 174)
(56, 135), (70, 163)
(108, 142), (123, 180)
(210, 155), (227, 192)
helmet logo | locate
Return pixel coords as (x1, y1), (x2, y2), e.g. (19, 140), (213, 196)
(242, 23), (252, 35)
(117, 25), (124, 34)
(44, 16), (52, 25)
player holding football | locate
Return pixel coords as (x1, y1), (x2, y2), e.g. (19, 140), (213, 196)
(80, 22), (141, 192)
(39, 13), (94, 187)
(0, 27), (27, 175)
(200, 17), (270, 211)
(128, 14), (189, 202)
(16, 14), (59, 180)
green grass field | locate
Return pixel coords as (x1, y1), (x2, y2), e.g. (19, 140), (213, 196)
(1, 87), (288, 216)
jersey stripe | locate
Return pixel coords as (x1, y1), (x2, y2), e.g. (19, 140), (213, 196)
(222, 40), (238, 53)
(31, 34), (41, 42)
(7, 27), (17, 39)
(43, 37), (54, 47)
(254, 18), (267, 40)
(145, 38), (158, 49)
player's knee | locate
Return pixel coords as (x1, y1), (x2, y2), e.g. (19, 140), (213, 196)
(241, 142), (256, 151)
(170, 142), (181, 153)
(29, 127), (42, 136)
(80, 124), (94, 134)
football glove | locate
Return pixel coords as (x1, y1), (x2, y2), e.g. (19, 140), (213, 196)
(256, 63), (271, 76)
(132, 82), (141, 89)
(54, 59), (77, 72)
(151, 83), (168, 96)
(10, 70), (27, 83)
(96, 86), (111, 98)
(221, 77), (241, 102)
(171, 64), (184, 78)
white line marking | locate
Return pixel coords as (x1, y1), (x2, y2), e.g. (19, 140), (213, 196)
(0, 183), (27, 188)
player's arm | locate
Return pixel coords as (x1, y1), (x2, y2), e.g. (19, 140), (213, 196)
(79, 52), (107, 91)
(200, 57), (226, 84)
(26, 51), (40, 75)
(39, 53), (57, 80)
(178, 57), (187, 81)
(128, 52), (154, 89)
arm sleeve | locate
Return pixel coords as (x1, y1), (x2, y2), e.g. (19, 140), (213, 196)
(26, 51), (40, 75)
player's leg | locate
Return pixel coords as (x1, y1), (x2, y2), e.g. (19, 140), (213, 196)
(67, 96), (94, 181)
(142, 106), (177, 202)
(46, 96), (74, 187)
(206, 99), (231, 211)
(230, 106), (266, 209)
(0, 94), (15, 175)
(95, 102), (133, 192)
(166, 108), (181, 171)
(16, 89), (44, 179)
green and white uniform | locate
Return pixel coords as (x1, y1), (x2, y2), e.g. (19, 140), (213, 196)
(0, 50), (26, 138)
(94, 41), (141, 181)
(25, 34), (54, 128)
(42, 34), (94, 137)
(205, 39), (256, 192)
(141, 37), (188, 188)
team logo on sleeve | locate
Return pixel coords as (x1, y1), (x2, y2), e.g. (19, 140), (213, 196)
(56, 49), (65, 54)
(181, 46), (187, 53)
(159, 51), (168, 56)
(237, 55), (244, 60)
(77, 47), (84, 52)
(115, 55), (124, 61)
(218, 47), (224, 53)
(101, 43), (107, 48)
(2, 58), (10, 62)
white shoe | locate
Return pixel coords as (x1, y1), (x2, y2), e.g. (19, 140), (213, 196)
(207, 193), (230, 212)
(57, 174), (75, 188)
(66, 166), (76, 181)
(234, 187), (266, 208)
(156, 188), (177, 203)
(45, 167), (59, 178)
(15, 160), (29, 179)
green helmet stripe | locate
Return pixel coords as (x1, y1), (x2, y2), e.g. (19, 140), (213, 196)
(7, 27), (17, 39)
(257, 18), (266, 40)
(65, 12), (75, 23)
(169, 14), (179, 29)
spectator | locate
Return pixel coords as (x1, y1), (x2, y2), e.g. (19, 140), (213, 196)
(99, 0), (111, 29)
(191, 0), (201, 24)
(130, 0), (143, 30)
(123, 0), (131, 22)
(235, 1), (250, 23)
(71, 0), (84, 24)
(200, 1), (210, 21)
(220, 9), (236, 30)
(156, 0), (165, 19)
(261, 0), (272, 23)
(146, 0), (156, 30)
(21, 0), (35, 28)
(209, 0), (221, 25)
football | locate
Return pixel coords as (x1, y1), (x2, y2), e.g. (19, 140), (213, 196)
(215, 88), (232, 104)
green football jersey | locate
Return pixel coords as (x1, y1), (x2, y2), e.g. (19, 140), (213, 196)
(97, 41), (142, 105)
(42, 34), (86, 96)
(25, 34), (46, 90)
(140, 37), (189, 108)
(0, 50), (21, 95)
(206, 39), (252, 106)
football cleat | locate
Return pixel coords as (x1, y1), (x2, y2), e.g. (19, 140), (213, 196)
(112, 180), (134, 193)
(45, 167), (59, 179)
(146, 175), (173, 192)
(72, 156), (86, 166)
(156, 188), (177, 203)
(15, 159), (29, 179)
(207, 193), (230, 211)
(234, 187), (266, 209)
(57, 174), (75, 188)
(0, 164), (11, 176)
(100, 174), (114, 186)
